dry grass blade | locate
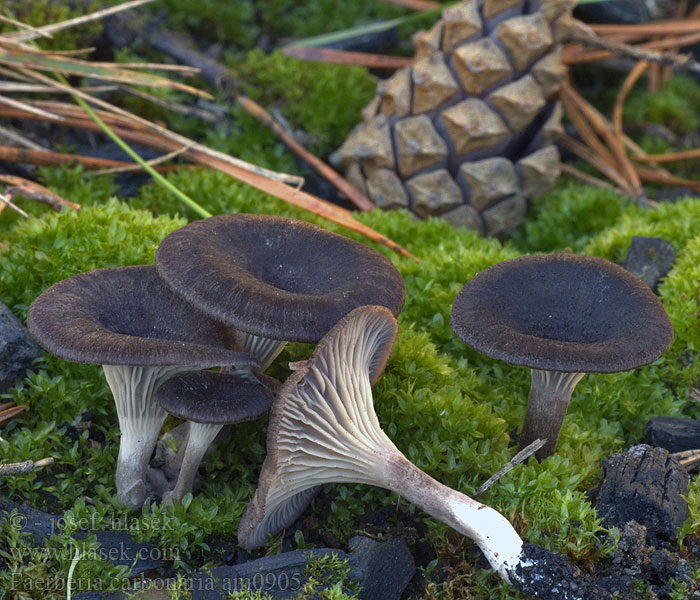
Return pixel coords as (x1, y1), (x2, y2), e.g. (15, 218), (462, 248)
(635, 165), (700, 192)
(562, 81), (642, 195)
(238, 95), (375, 211)
(0, 404), (26, 424)
(0, 124), (45, 150)
(589, 20), (700, 36)
(560, 163), (622, 193)
(0, 145), (184, 172)
(16, 70), (303, 186)
(3, 0), (155, 42)
(0, 102), (413, 258)
(0, 93), (62, 120)
(0, 14), (52, 38)
(0, 192), (28, 217)
(559, 135), (636, 195)
(0, 174), (80, 211)
(283, 46), (413, 69)
(560, 83), (621, 175)
(0, 82), (116, 93)
(0, 50), (211, 98)
(613, 59), (648, 162)
(120, 84), (217, 121)
(379, 0), (440, 9)
(475, 439), (547, 497)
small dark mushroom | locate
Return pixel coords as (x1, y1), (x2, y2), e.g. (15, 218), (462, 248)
(27, 265), (255, 508)
(450, 253), (673, 459)
(154, 370), (274, 505)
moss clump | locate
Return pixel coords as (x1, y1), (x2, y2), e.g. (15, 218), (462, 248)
(624, 75), (700, 133)
(585, 196), (700, 264)
(657, 232), (700, 394)
(511, 179), (629, 254)
(233, 50), (377, 155)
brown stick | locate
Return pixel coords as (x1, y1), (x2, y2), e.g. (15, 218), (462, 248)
(283, 47), (413, 69)
(0, 404), (26, 424)
(632, 147), (700, 163)
(0, 145), (183, 172)
(635, 165), (700, 191)
(563, 30), (700, 65)
(379, 0), (440, 9)
(238, 96), (375, 211)
(559, 135), (636, 196)
(0, 457), (53, 477)
(559, 163), (622, 193)
(562, 82), (642, 195)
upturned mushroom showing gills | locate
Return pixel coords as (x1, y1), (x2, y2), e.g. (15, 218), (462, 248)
(450, 253), (673, 459)
(236, 305), (612, 599)
(154, 213), (406, 349)
(154, 370), (274, 505)
(26, 265), (256, 509)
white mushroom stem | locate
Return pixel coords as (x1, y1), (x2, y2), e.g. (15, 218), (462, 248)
(162, 422), (222, 506)
(520, 369), (585, 459)
(103, 364), (190, 509)
(238, 306), (525, 584)
(382, 452), (524, 582)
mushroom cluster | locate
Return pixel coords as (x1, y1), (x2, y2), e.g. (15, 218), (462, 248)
(27, 214), (406, 509)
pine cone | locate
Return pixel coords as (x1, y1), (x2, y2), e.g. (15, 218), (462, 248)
(332, 0), (572, 237)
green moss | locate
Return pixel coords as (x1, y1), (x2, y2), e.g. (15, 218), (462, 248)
(624, 75), (700, 133)
(585, 196), (700, 263)
(512, 178), (630, 254)
(657, 232), (700, 395)
(233, 50), (376, 155)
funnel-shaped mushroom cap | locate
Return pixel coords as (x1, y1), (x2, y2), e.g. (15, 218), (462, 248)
(451, 253), (673, 373)
(238, 305), (398, 549)
(155, 214), (406, 343)
(154, 370), (273, 425)
(27, 265), (255, 368)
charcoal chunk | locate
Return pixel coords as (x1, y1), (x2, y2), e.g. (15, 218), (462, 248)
(597, 444), (689, 542)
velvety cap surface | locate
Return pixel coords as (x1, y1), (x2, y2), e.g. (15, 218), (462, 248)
(154, 370), (273, 424)
(450, 253), (673, 373)
(27, 265), (256, 368)
(155, 214), (406, 343)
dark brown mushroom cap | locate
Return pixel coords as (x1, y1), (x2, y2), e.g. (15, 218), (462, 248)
(27, 265), (256, 368)
(154, 214), (406, 343)
(154, 370), (273, 424)
(450, 253), (673, 373)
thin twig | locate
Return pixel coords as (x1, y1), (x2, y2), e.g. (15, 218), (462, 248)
(91, 144), (192, 175)
(475, 439), (547, 497)
(0, 124), (46, 150)
(559, 163), (623, 194)
(283, 47), (413, 69)
(18, 66), (303, 186)
(672, 449), (700, 469)
(238, 95), (375, 211)
(119, 84), (217, 121)
(568, 19), (700, 74)
(632, 147), (700, 163)
(0, 193), (29, 217)
(0, 457), (53, 478)
(0, 14), (53, 38)
(379, 0), (440, 9)
(0, 144), (183, 172)
(0, 93), (63, 120)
